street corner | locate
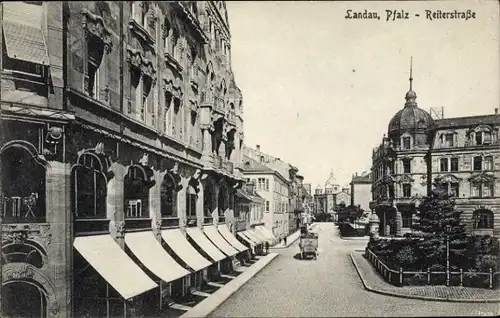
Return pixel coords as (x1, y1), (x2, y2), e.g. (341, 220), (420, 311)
(350, 251), (500, 304)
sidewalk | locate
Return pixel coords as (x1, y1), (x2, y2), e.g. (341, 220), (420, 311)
(180, 253), (279, 317)
(270, 230), (300, 249)
(350, 250), (500, 303)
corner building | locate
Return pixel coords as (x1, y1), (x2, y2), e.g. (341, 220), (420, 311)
(1, 1), (248, 317)
(370, 67), (500, 238)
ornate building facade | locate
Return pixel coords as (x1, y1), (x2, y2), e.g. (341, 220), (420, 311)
(313, 171), (350, 218)
(1, 1), (251, 317)
(370, 62), (500, 238)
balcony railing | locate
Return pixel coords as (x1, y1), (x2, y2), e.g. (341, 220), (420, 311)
(213, 155), (234, 174)
(2, 195), (45, 223)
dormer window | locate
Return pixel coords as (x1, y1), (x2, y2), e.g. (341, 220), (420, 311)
(440, 133), (454, 147)
(474, 130), (492, 145)
(402, 137), (411, 150)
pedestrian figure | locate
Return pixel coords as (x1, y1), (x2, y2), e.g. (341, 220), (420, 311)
(284, 236), (287, 246)
(265, 241), (269, 254)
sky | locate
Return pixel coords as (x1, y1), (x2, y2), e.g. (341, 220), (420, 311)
(225, 0), (500, 189)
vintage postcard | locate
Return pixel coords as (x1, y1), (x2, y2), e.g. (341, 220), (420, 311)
(0, 1), (499, 317)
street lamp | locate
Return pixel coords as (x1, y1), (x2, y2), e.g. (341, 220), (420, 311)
(445, 224), (452, 286)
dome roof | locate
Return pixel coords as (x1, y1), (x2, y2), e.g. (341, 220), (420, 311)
(388, 84), (434, 134)
(388, 105), (434, 134)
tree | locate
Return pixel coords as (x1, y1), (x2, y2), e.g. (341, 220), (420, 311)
(410, 184), (467, 269)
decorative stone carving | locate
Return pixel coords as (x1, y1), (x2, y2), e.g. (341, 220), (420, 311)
(39, 224), (52, 247)
(115, 221), (125, 240)
(81, 8), (114, 53)
(5, 264), (35, 280)
(126, 47), (157, 84)
(2, 224), (51, 250)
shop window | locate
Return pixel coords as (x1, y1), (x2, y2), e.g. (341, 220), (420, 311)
(124, 166), (150, 218)
(2, 145), (46, 223)
(161, 173), (177, 217)
(473, 209), (493, 229)
(73, 153), (107, 219)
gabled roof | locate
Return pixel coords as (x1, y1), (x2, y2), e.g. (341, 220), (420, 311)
(434, 114), (499, 129)
(242, 155), (274, 173)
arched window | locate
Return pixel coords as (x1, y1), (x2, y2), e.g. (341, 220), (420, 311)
(1, 146), (46, 223)
(161, 173), (177, 217)
(203, 181), (215, 216)
(2, 282), (48, 318)
(473, 209), (493, 229)
(73, 153), (107, 219)
(186, 185), (197, 217)
(124, 166), (149, 218)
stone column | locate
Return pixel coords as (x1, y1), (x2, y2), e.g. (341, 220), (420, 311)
(152, 170), (163, 240)
(45, 161), (72, 318)
(197, 183), (204, 229)
(395, 210), (402, 237)
(178, 177), (188, 227)
(108, 163), (125, 248)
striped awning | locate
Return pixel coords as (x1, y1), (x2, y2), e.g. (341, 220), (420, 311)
(2, 2), (49, 65)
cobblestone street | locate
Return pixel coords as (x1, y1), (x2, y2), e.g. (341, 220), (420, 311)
(210, 223), (500, 317)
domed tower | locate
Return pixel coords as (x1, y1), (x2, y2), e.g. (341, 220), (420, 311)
(388, 58), (434, 149)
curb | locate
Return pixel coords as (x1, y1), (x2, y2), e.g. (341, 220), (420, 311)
(180, 253), (279, 317)
(350, 252), (500, 304)
(340, 236), (370, 241)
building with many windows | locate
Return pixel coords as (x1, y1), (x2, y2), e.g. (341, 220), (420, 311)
(0, 1), (258, 317)
(369, 63), (500, 237)
(242, 145), (304, 239)
(241, 155), (286, 242)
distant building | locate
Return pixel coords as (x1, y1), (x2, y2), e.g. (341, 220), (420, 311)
(370, 62), (500, 237)
(350, 171), (373, 212)
(241, 155), (287, 242)
(313, 171), (350, 218)
(243, 145), (304, 236)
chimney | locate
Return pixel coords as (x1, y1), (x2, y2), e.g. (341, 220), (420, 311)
(256, 144), (260, 151)
(245, 181), (255, 194)
(495, 108), (498, 115)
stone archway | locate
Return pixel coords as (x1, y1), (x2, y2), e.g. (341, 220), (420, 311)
(2, 263), (59, 317)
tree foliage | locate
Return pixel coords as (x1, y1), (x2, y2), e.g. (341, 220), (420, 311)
(409, 184), (468, 269)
